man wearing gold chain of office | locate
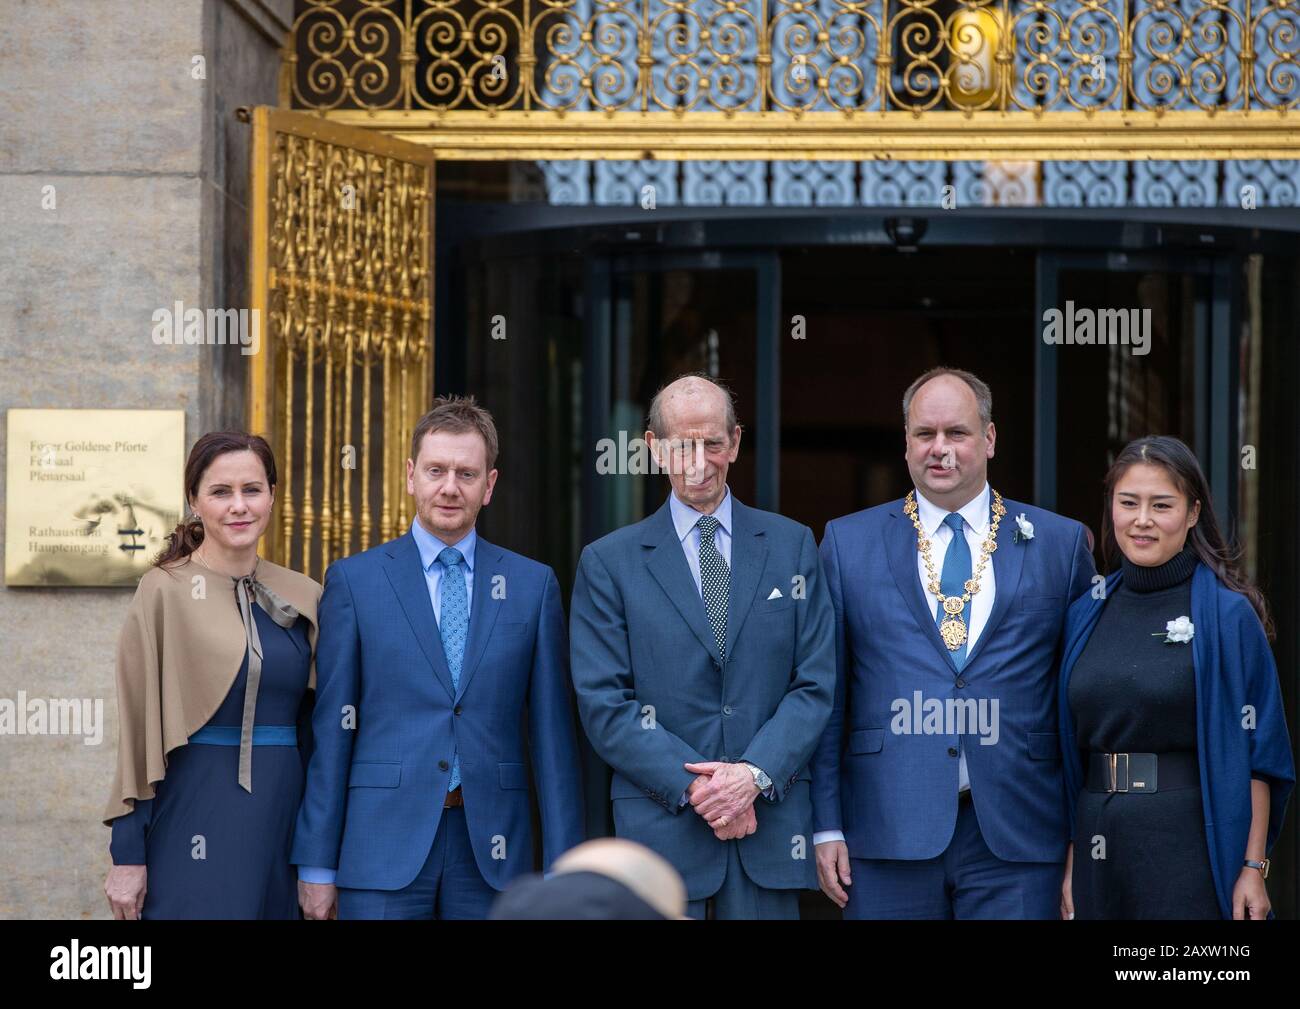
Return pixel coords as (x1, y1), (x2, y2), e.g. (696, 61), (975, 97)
(810, 367), (1097, 919)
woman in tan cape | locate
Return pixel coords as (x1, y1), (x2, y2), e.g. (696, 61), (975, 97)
(103, 432), (321, 919)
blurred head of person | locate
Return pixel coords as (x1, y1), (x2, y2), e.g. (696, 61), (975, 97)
(489, 839), (687, 920)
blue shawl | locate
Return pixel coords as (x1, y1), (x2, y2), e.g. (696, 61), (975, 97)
(1059, 562), (1294, 919)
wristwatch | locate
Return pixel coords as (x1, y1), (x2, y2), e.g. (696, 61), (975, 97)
(743, 762), (772, 791)
(1244, 858), (1270, 879)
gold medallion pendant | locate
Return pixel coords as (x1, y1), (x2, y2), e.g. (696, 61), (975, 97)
(904, 488), (1004, 654)
(940, 615), (968, 650)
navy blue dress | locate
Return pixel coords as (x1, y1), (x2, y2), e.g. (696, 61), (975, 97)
(110, 603), (313, 919)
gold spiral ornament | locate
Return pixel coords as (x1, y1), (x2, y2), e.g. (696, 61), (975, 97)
(248, 109), (433, 579)
(282, 1), (1299, 114)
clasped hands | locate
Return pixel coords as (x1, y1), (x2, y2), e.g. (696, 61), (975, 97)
(684, 761), (759, 841)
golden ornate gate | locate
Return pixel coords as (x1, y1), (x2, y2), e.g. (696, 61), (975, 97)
(277, 0), (1298, 159)
(247, 0), (1297, 571)
(246, 107), (434, 577)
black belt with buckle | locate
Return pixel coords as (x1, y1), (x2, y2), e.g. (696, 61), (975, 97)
(1085, 751), (1199, 793)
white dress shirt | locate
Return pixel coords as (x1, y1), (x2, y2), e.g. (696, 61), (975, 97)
(813, 483), (996, 847)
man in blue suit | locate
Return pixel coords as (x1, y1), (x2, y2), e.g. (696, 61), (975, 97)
(571, 374), (836, 919)
(811, 367), (1096, 919)
(292, 396), (584, 919)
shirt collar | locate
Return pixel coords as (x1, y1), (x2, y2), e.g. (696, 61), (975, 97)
(668, 484), (733, 545)
(411, 517), (477, 572)
(913, 482), (991, 538)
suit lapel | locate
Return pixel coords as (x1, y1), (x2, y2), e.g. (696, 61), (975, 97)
(886, 501), (961, 676)
(382, 533), (457, 699)
(644, 501), (722, 664)
(963, 498), (1025, 668)
(456, 537), (505, 702)
(724, 500), (767, 659)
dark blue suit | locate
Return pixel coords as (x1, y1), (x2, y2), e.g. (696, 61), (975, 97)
(811, 494), (1096, 918)
(290, 529), (584, 914)
(570, 495), (836, 916)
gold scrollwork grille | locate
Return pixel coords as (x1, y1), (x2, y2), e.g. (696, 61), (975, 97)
(248, 108), (434, 579)
(283, 0), (1299, 114)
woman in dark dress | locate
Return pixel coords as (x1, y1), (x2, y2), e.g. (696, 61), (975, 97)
(1058, 436), (1293, 920)
(103, 432), (321, 919)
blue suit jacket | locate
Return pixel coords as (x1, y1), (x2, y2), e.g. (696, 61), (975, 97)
(811, 496), (1096, 862)
(1060, 564), (1295, 918)
(569, 496), (836, 900)
(290, 531), (585, 891)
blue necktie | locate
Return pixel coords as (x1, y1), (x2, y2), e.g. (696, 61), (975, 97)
(438, 546), (467, 792)
(935, 512), (971, 671)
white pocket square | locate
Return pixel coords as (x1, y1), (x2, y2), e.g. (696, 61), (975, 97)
(767, 587), (783, 600)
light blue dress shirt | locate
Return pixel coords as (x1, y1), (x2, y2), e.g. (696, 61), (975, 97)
(410, 518), (477, 623)
(297, 519), (477, 886)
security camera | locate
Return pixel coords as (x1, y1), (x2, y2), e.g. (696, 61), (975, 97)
(885, 217), (927, 252)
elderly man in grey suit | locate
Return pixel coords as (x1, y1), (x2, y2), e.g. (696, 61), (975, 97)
(570, 373), (836, 919)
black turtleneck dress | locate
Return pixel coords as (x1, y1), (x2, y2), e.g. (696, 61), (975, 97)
(1068, 547), (1220, 920)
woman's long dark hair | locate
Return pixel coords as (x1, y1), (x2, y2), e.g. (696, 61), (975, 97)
(155, 432), (277, 568)
(1100, 435), (1273, 639)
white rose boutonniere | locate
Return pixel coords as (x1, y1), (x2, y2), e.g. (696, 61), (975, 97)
(1154, 616), (1195, 644)
(1013, 513), (1034, 544)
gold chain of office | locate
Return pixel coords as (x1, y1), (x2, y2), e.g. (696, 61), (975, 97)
(903, 488), (1006, 652)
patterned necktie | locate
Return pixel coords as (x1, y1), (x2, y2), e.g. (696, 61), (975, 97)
(438, 546), (467, 792)
(697, 514), (729, 661)
(935, 512), (971, 670)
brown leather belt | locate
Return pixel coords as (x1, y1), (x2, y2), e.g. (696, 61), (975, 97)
(444, 786), (463, 808)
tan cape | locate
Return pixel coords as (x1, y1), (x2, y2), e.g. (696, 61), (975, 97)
(103, 555), (321, 824)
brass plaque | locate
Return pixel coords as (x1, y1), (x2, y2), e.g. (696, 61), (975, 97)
(5, 410), (185, 586)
